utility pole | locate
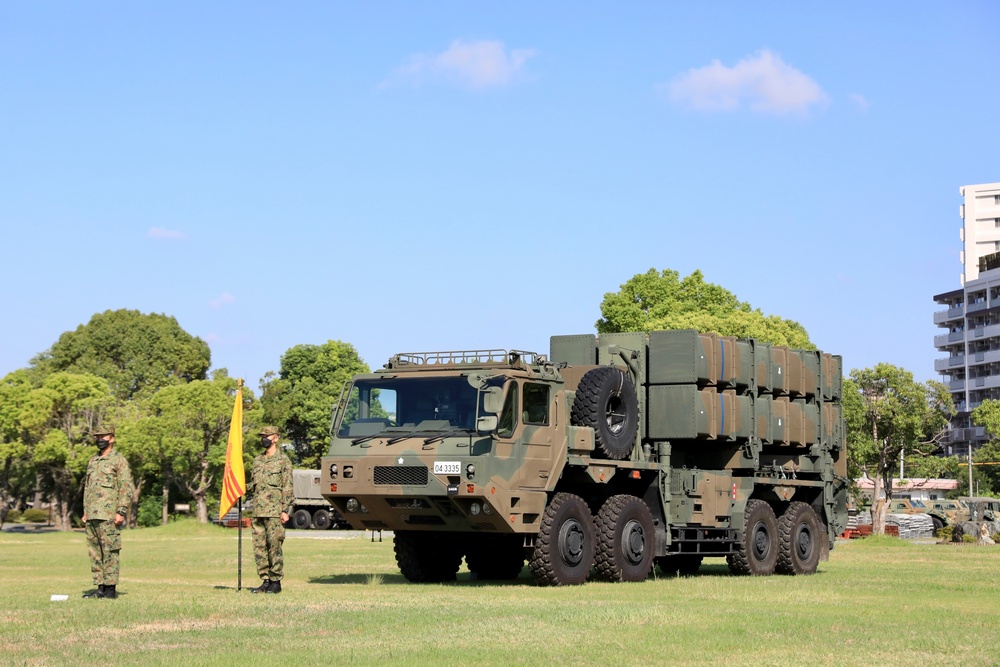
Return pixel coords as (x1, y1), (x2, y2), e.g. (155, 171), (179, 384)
(969, 442), (974, 496)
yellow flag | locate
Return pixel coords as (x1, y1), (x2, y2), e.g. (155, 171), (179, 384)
(219, 384), (246, 519)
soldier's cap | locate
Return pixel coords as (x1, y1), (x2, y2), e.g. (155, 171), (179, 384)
(92, 425), (116, 437)
(259, 426), (279, 436)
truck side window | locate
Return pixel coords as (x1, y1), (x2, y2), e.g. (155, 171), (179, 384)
(497, 384), (518, 438)
(523, 383), (549, 425)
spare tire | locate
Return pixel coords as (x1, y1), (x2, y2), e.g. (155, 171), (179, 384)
(570, 366), (638, 460)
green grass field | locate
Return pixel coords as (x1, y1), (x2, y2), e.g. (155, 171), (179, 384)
(2, 520), (998, 666)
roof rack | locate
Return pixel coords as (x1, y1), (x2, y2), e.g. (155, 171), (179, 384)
(388, 349), (545, 368)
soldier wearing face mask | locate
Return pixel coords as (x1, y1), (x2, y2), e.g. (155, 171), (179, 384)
(81, 425), (134, 599)
(247, 426), (294, 593)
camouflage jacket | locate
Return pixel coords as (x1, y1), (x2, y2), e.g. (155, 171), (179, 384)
(83, 449), (134, 521)
(248, 452), (294, 518)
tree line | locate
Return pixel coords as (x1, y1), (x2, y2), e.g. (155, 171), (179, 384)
(0, 309), (368, 529)
(3, 268), (999, 532)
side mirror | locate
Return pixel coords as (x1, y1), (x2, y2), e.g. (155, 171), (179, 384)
(482, 386), (504, 414)
(477, 415), (498, 432)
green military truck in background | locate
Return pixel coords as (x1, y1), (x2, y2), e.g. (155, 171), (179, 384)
(287, 469), (350, 530)
(321, 330), (849, 585)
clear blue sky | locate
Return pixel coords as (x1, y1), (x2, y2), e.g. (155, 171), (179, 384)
(2, 3), (998, 393)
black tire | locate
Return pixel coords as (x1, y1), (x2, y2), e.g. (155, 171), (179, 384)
(930, 515), (945, 535)
(570, 367), (638, 460)
(529, 493), (596, 586)
(394, 531), (462, 583)
(776, 501), (821, 575)
(465, 535), (526, 580)
(655, 555), (703, 577)
(291, 509), (312, 530)
(594, 495), (655, 582)
(312, 508), (332, 530)
(727, 499), (778, 576)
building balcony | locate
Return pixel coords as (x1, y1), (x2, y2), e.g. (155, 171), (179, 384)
(966, 349), (1000, 367)
(968, 301), (989, 313)
(969, 323), (1000, 340)
(945, 426), (987, 443)
(934, 355), (966, 372)
(934, 331), (966, 347)
(949, 379), (966, 391)
(933, 307), (965, 324)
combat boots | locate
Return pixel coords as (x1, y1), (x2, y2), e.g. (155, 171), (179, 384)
(264, 580), (281, 594)
(84, 585), (105, 598)
(103, 585), (117, 599)
(250, 579), (270, 593)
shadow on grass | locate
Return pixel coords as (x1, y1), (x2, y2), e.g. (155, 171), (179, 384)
(308, 571), (535, 586)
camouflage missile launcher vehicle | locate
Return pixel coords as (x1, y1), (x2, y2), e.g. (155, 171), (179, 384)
(321, 330), (849, 585)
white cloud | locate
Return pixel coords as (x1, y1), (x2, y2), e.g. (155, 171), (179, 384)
(209, 292), (235, 310)
(383, 39), (537, 90)
(849, 93), (870, 111)
(146, 227), (187, 240)
(667, 50), (828, 115)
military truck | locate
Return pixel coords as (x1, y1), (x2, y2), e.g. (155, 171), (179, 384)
(950, 497), (1000, 542)
(287, 469), (350, 530)
(321, 330), (849, 585)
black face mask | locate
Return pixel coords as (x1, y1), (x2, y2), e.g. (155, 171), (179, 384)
(261, 437), (272, 449)
(96, 439), (111, 451)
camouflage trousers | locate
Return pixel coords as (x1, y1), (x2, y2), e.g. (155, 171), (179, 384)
(86, 519), (122, 586)
(252, 517), (285, 581)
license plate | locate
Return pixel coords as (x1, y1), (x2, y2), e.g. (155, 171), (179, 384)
(433, 461), (461, 475)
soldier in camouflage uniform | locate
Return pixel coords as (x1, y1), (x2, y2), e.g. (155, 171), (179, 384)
(247, 426), (294, 594)
(81, 425), (134, 599)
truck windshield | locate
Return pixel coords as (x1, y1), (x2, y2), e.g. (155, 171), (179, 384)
(337, 376), (501, 438)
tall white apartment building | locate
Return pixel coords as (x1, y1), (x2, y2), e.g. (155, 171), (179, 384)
(933, 182), (1000, 456)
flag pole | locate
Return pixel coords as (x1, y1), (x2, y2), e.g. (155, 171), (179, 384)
(236, 377), (244, 592)
(237, 497), (243, 591)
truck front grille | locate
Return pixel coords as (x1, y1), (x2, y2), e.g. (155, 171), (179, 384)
(373, 465), (429, 486)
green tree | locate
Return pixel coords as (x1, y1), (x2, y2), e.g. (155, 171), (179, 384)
(144, 374), (248, 523)
(34, 309), (211, 402)
(969, 400), (1000, 495)
(0, 371), (35, 524)
(260, 341), (372, 468)
(844, 365), (954, 534)
(121, 373), (258, 526)
(596, 268), (813, 348)
(18, 372), (113, 530)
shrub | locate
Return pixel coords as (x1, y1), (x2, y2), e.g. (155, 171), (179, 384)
(962, 533), (976, 543)
(993, 531), (1000, 544)
(4, 509), (21, 523)
(937, 525), (954, 541)
(137, 494), (163, 528)
(22, 509), (48, 523)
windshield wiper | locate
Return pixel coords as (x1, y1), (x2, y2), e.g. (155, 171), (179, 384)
(386, 431), (423, 445)
(352, 432), (388, 445)
(422, 428), (472, 445)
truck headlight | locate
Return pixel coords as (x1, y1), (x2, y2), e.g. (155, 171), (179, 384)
(470, 502), (481, 516)
(466, 463), (475, 480)
(329, 463), (338, 479)
(346, 498), (359, 513)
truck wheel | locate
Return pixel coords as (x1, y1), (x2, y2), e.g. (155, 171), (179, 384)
(312, 509), (332, 530)
(530, 493), (595, 586)
(394, 531), (462, 583)
(570, 367), (638, 460)
(655, 555), (703, 577)
(466, 535), (526, 580)
(930, 515), (945, 536)
(291, 509), (312, 530)
(594, 495), (654, 582)
(727, 499), (778, 576)
(776, 501), (821, 575)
